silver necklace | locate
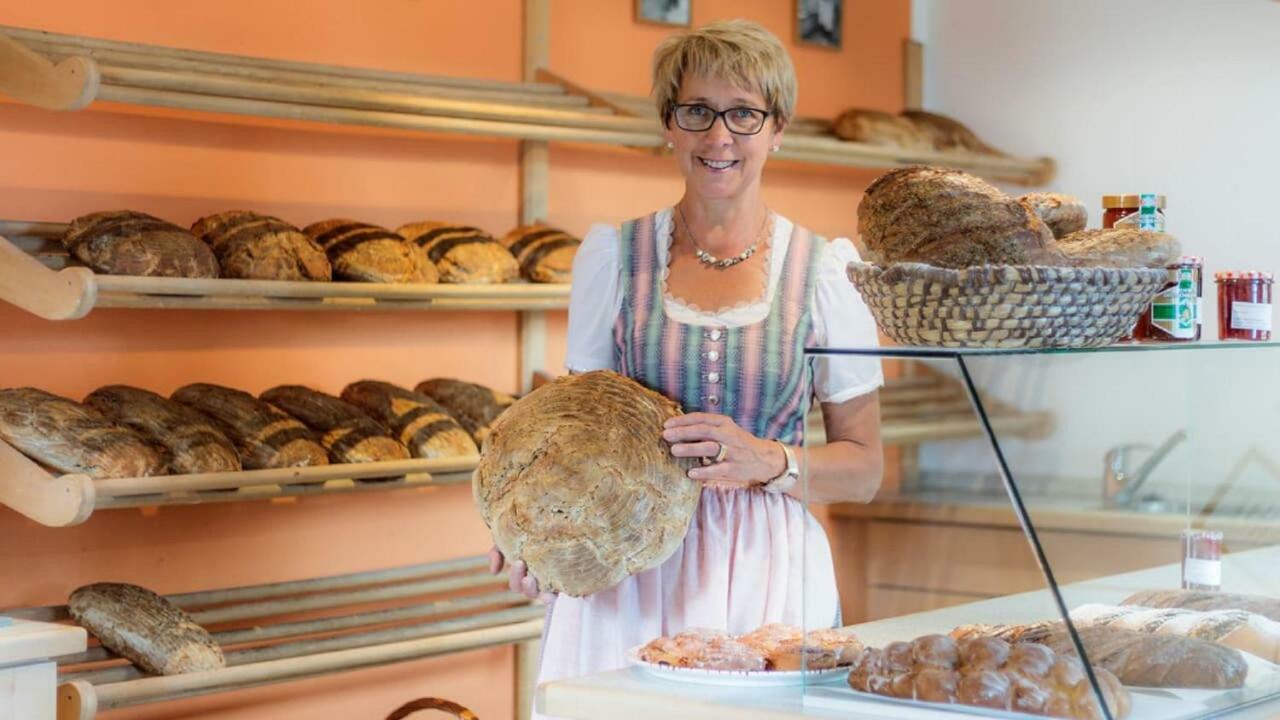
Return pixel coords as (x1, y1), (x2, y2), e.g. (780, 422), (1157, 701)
(677, 204), (770, 269)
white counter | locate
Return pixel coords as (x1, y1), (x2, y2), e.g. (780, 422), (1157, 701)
(539, 547), (1280, 720)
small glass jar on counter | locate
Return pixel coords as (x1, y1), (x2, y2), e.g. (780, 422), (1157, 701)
(1133, 256), (1202, 342)
(1103, 194), (1167, 231)
(1181, 529), (1222, 591)
(1215, 271), (1274, 341)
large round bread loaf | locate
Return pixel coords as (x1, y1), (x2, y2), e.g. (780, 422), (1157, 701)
(857, 167), (1057, 268)
(472, 371), (700, 597)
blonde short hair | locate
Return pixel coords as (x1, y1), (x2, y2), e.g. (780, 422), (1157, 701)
(651, 19), (797, 130)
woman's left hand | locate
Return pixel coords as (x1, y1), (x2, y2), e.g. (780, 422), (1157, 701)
(662, 413), (785, 487)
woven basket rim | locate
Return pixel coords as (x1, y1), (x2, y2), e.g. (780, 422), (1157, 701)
(848, 260), (1169, 287)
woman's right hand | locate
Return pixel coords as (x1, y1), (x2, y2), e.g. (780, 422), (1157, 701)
(488, 545), (555, 604)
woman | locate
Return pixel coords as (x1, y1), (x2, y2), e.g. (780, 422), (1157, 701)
(492, 18), (884, 701)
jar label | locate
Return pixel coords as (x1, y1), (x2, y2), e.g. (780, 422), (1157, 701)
(1183, 557), (1222, 588)
(1231, 302), (1274, 331)
(1116, 209), (1166, 232)
(1139, 193), (1160, 231)
(1149, 266), (1200, 338)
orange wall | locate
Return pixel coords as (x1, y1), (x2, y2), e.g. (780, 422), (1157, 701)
(0, 1), (908, 718)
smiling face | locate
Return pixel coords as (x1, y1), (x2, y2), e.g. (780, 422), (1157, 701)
(664, 73), (784, 203)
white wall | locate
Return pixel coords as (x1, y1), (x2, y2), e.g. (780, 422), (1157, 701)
(910, 0), (1280, 506)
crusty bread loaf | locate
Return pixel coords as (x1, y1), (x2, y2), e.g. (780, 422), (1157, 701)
(302, 219), (438, 284)
(172, 383), (329, 469)
(84, 385), (240, 475)
(413, 378), (514, 447)
(1071, 603), (1280, 663)
(396, 222), (519, 284)
(1020, 193), (1088, 239)
(473, 370), (700, 597)
(857, 166), (1058, 268)
(69, 582), (224, 675)
(1058, 228), (1181, 269)
(339, 381), (477, 460)
(260, 385), (410, 464)
(0, 387), (166, 478)
(848, 634), (1129, 719)
(498, 225), (579, 283)
(951, 621), (1248, 689)
(832, 109), (933, 150)
(902, 110), (1005, 155)
(61, 210), (219, 278)
(1123, 589), (1280, 623)
(191, 211), (331, 281)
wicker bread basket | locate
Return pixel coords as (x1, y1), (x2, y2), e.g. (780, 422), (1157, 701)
(847, 261), (1169, 349)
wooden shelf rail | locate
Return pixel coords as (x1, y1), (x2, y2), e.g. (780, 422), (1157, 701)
(0, 223), (571, 319)
(0, 557), (544, 717)
(0, 25), (1054, 185)
(0, 439), (478, 527)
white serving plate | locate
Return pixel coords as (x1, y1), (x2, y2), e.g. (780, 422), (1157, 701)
(626, 646), (850, 687)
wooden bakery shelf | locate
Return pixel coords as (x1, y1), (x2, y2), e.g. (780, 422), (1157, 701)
(807, 368), (1054, 447)
(0, 436), (478, 527)
(0, 556), (544, 717)
(0, 224), (571, 320)
(0, 24), (1054, 186)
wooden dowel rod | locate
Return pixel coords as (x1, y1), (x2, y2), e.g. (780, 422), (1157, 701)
(24, 556), (490, 625)
(94, 473), (454, 510)
(92, 457), (475, 496)
(191, 572), (503, 625)
(66, 605), (544, 686)
(62, 590), (527, 669)
(19, 39), (584, 107)
(89, 619), (543, 709)
(96, 65), (648, 132)
(0, 220), (67, 237)
(93, 294), (570, 313)
(1, 26), (563, 95)
(172, 556), (489, 608)
(94, 85), (663, 148)
(92, 273), (570, 299)
(879, 386), (965, 405)
(227, 605), (545, 668)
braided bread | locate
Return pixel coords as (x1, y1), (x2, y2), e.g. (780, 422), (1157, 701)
(847, 634), (1130, 719)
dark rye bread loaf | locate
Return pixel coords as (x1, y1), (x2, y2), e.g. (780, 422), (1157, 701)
(259, 385), (410, 464)
(396, 221), (519, 284)
(302, 219), (438, 284)
(84, 385), (241, 475)
(69, 582), (225, 675)
(61, 210), (219, 278)
(0, 387), (165, 478)
(857, 166), (1059, 268)
(340, 381), (478, 459)
(414, 378), (515, 446)
(191, 211), (331, 281)
(172, 383), (328, 469)
(499, 225), (580, 283)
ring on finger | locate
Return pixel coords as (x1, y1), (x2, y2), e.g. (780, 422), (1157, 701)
(713, 441), (728, 464)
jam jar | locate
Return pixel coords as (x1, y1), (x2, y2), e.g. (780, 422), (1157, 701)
(1216, 271), (1274, 341)
(1103, 194), (1166, 231)
(1133, 256), (1202, 342)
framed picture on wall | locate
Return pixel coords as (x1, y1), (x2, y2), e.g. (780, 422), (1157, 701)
(635, 0), (692, 27)
(796, 0), (843, 50)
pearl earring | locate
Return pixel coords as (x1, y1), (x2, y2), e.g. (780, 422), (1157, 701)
(666, 141), (674, 149)
(771, 146), (779, 153)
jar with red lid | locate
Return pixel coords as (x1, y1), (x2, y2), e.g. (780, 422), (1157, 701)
(1215, 271), (1274, 341)
(1133, 256), (1202, 342)
(1103, 194), (1166, 231)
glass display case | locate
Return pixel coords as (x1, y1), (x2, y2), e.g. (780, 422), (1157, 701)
(803, 342), (1280, 720)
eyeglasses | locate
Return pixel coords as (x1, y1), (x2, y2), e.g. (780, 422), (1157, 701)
(671, 103), (771, 136)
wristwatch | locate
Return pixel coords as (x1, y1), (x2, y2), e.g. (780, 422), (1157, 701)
(762, 441), (800, 494)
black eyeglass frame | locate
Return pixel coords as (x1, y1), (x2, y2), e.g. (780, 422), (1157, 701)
(669, 103), (773, 136)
